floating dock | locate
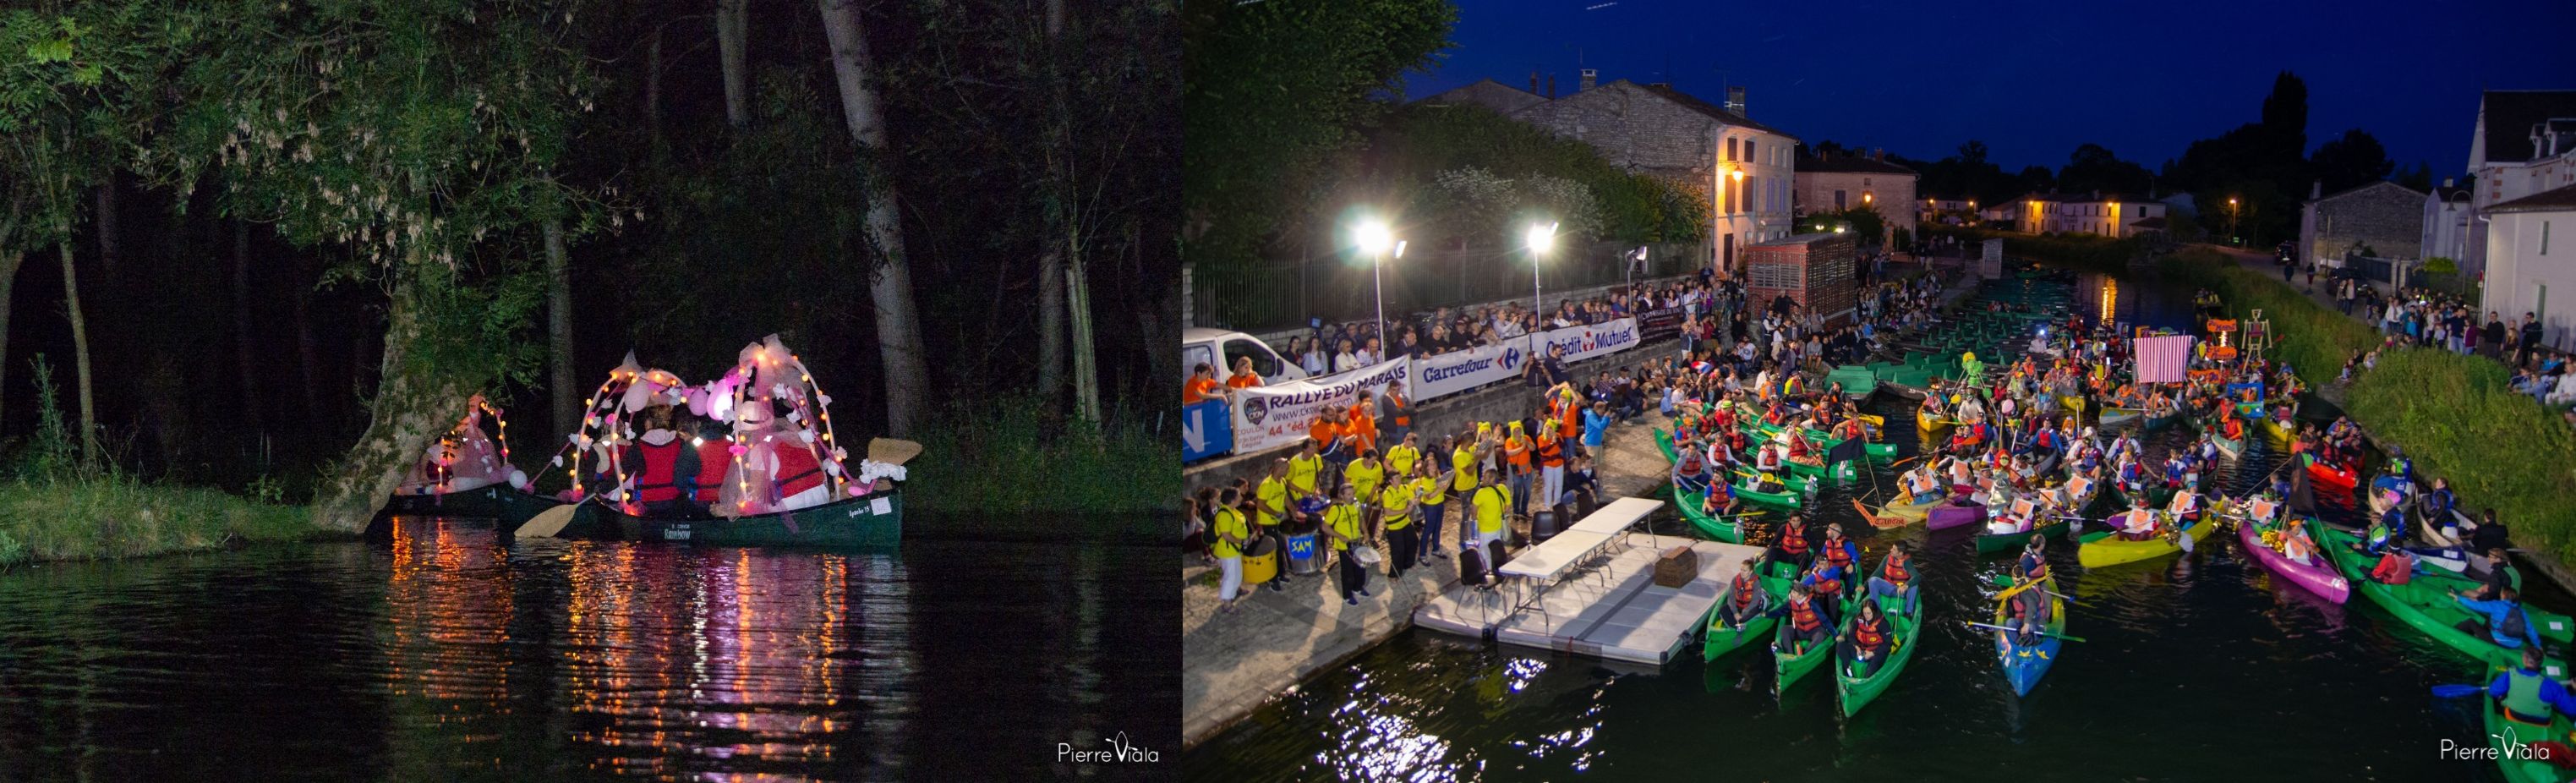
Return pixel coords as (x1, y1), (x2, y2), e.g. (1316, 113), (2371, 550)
(1414, 502), (1764, 665)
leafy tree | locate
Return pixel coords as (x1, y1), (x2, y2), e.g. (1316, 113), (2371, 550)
(2015, 165), (2058, 194)
(1184, 0), (1456, 266)
(2311, 129), (2395, 193)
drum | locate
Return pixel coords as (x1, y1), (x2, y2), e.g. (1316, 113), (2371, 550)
(1241, 537), (1279, 585)
(1351, 545), (1383, 567)
(1285, 532), (1322, 575)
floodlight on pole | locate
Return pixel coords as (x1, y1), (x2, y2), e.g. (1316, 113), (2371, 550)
(1528, 222), (1557, 359)
(1355, 217), (1396, 351)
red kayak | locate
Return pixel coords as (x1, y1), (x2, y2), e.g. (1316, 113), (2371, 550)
(2305, 458), (2358, 490)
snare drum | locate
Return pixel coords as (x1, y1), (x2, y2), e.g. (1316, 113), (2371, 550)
(1242, 537), (1279, 585)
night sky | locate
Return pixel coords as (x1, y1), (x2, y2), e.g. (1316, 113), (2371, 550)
(1407, 0), (2574, 178)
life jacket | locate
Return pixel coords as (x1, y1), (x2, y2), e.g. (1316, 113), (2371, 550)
(1780, 525), (1809, 555)
(1882, 554), (1912, 583)
(632, 437), (686, 503)
(1808, 571), (1844, 599)
(1788, 595), (1824, 632)
(773, 441), (827, 498)
(692, 437), (733, 503)
(2504, 668), (2556, 724)
(1852, 615), (1889, 649)
(1731, 573), (1759, 610)
(1824, 538), (1853, 568)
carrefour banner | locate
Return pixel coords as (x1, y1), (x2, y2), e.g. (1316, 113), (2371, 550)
(1414, 342), (1525, 401)
(1230, 359), (1412, 454)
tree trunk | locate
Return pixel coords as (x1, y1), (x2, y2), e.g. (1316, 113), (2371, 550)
(0, 248), (18, 430)
(233, 221), (262, 439)
(311, 274), (467, 532)
(93, 181), (117, 278)
(717, 0), (751, 130)
(818, 0), (932, 436)
(545, 215), (577, 439)
(1036, 249), (1064, 400)
(294, 258), (321, 421)
(57, 240), (96, 462)
(645, 26), (665, 151)
(1069, 237), (1100, 424)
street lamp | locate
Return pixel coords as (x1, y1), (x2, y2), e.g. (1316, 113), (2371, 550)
(2228, 197), (2240, 247)
(1527, 222), (1557, 357)
(1354, 217), (1399, 353)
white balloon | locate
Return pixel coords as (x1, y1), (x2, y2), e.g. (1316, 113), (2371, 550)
(508, 468), (528, 488)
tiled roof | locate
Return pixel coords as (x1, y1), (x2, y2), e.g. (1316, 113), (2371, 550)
(1622, 81), (1800, 141)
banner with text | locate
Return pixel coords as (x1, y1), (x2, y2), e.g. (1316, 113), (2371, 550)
(1638, 308), (1685, 342)
(1229, 359), (1413, 454)
(1413, 342), (1528, 401)
(1534, 316), (1642, 364)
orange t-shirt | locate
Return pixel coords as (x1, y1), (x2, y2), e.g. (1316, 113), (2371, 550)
(1184, 377), (1220, 403)
(1503, 435), (1533, 473)
(1343, 413), (1377, 456)
(1227, 372), (1262, 389)
(1308, 418), (1338, 448)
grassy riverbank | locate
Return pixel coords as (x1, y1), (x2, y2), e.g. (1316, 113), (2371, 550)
(904, 395), (1179, 539)
(2146, 249), (2576, 564)
(0, 476), (316, 567)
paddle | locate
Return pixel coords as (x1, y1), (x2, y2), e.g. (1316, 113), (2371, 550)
(2430, 683), (2486, 698)
(1962, 621), (2086, 643)
(515, 499), (583, 539)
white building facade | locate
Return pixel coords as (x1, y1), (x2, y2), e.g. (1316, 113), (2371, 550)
(2014, 193), (2169, 238)
(2480, 183), (2576, 351)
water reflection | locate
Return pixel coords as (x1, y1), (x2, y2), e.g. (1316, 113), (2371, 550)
(0, 517), (1172, 780)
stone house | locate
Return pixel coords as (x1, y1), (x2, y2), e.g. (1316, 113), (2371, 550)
(2480, 183), (2576, 350)
(1509, 74), (1799, 272)
(1792, 151), (1917, 247)
(2464, 90), (2576, 275)
(2299, 180), (2426, 267)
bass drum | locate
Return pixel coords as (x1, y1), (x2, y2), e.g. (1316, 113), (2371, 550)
(1241, 537), (1279, 585)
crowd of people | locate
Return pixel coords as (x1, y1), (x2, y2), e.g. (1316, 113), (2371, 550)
(2322, 282), (2576, 408)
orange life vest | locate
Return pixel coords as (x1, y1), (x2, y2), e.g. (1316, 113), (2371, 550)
(1882, 554), (1912, 583)
(632, 439), (685, 503)
(1780, 525), (1809, 555)
(1852, 616), (1889, 649)
(1789, 595), (1824, 632)
(692, 438), (732, 503)
(1731, 573), (1759, 610)
(774, 442), (827, 497)
(1824, 537), (1853, 568)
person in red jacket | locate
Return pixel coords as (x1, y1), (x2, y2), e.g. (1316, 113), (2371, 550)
(622, 405), (700, 518)
(691, 421), (735, 517)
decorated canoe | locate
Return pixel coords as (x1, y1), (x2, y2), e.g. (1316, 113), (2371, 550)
(555, 486), (905, 548)
(2237, 515), (2350, 604)
(1994, 576), (2065, 697)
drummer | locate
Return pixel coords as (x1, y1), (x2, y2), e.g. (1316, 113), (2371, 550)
(1323, 483), (1370, 606)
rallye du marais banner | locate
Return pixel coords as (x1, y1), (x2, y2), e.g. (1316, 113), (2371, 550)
(1229, 318), (1644, 455)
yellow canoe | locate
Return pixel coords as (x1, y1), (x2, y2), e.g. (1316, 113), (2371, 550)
(2076, 501), (2222, 568)
(2059, 394), (2088, 414)
(1917, 408), (1954, 438)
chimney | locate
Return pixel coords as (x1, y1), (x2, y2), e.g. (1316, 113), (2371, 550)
(2311, 180), (2322, 199)
(1727, 86), (1747, 116)
(1579, 68), (1597, 91)
(2443, 177), (2455, 188)
(1873, 147), (1884, 162)
(1547, 74), (1556, 99)
(1530, 71), (1540, 95)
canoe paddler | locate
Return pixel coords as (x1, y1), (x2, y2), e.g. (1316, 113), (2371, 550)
(1714, 556), (1771, 630)
(1672, 446), (1713, 496)
(2490, 647), (2576, 726)
(1771, 583), (1834, 655)
(1769, 514), (1814, 571)
(1818, 523), (1859, 577)
(2003, 560), (2053, 645)
(2017, 535), (2053, 583)
(1837, 600), (1895, 677)
(1868, 542), (1919, 616)
(621, 404), (699, 518)
(2451, 585), (2546, 654)
(690, 420), (732, 517)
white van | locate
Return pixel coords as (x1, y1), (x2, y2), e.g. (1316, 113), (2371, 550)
(1183, 327), (1305, 387)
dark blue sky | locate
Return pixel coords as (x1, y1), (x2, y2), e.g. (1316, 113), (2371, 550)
(1406, 0), (2574, 178)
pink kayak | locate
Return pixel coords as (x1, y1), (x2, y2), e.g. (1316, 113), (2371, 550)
(2238, 517), (2350, 604)
(1928, 496), (1988, 531)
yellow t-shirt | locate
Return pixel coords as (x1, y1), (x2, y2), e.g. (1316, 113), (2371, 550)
(1326, 503), (1362, 551)
(1451, 446), (1479, 491)
(1345, 459), (1385, 501)
(1386, 444), (1419, 478)
(1413, 476), (1444, 506)
(1378, 483), (1413, 528)
(1256, 477), (1288, 526)
(1471, 485), (1510, 534)
(1287, 454), (1322, 495)
(1211, 507), (1248, 559)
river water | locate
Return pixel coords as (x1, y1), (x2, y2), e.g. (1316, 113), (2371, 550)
(0, 517), (1177, 780)
(1184, 268), (2555, 780)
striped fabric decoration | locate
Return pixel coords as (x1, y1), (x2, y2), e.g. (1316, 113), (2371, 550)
(2133, 335), (2195, 384)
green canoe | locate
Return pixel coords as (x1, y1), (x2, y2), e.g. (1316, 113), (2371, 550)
(1836, 593), (1924, 717)
(1773, 594), (1857, 695)
(1704, 561), (1799, 661)
(1747, 421), (1898, 459)
(2485, 685), (2573, 783)
(1676, 488), (1747, 543)
(2316, 524), (2573, 676)
(1975, 517), (2070, 554)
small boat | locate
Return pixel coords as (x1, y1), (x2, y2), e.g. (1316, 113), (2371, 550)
(1993, 576), (2065, 696)
(2236, 515), (2350, 604)
(2262, 417), (2297, 442)
(1880, 380), (1928, 400)
(2141, 408), (2182, 432)
(1866, 493), (1944, 528)
(2306, 457), (2360, 492)
(2317, 523), (2573, 675)
(2207, 419), (2244, 459)
(1704, 561), (1798, 661)
(2097, 407), (2143, 428)
(1927, 496), (1989, 531)
(555, 485), (905, 548)
(2076, 511), (2217, 568)
(377, 482), (564, 535)
(1772, 594), (1856, 694)
(2484, 685), (2574, 783)
(2058, 394), (2089, 415)
(1975, 517), (2070, 554)
(1917, 408), (1955, 439)
(1835, 593), (1923, 716)
(1654, 429), (1681, 462)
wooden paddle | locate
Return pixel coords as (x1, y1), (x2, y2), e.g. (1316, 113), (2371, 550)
(868, 437), (925, 466)
(515, 500), (582, 539)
